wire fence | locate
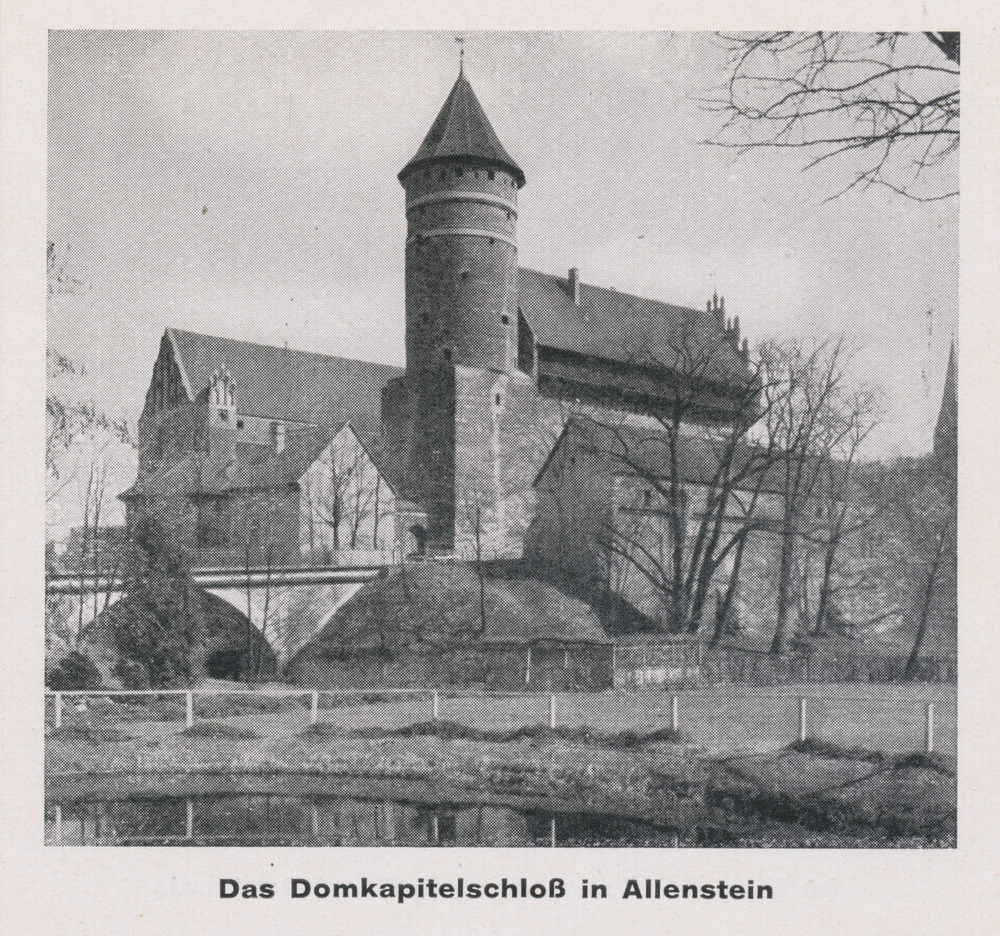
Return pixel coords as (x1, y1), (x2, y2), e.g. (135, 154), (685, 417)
(45, 684), (955, 757)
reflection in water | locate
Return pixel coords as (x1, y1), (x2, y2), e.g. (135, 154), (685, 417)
(45, 796), (688, 847)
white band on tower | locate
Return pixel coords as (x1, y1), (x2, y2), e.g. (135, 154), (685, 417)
(408, 228), (518, 248)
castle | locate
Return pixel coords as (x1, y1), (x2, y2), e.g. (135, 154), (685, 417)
(123, 66), (757, 571)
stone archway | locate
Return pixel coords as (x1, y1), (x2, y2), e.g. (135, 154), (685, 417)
(408, 524), (428, 557)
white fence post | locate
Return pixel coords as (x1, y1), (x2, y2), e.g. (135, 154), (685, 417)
(432, 689), (440, 721)
(310, 691), (319, 725)
(185, 690), (194, 729)
(549, 693), (557, 729)
(925, 702), (935, 753)
(186, 798), (194, 839)
(671, 694), (679, 733)
(797, 696), (808, 742)
(54, 692), (62, 729)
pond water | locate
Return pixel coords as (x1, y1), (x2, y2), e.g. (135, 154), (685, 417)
(45, 794), (719, 847)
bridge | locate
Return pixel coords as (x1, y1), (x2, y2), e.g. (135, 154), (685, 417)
(46, 563), (389, 665)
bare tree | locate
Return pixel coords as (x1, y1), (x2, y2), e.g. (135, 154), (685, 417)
(47, 349), (132, 508)
(47, 241), (85, 296)
(804, 388), (885, 636)
(886, 458), (957, 678)
(46, 349), (135, 665)
(704, 32), (959, 200)
(299, 427), (391, 561)
(562, 329), (786, 637)
(459, 488), (491, 637)
(758, 339), (857, 655)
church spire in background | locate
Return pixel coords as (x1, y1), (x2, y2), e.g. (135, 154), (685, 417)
(933, 340), (957, 474)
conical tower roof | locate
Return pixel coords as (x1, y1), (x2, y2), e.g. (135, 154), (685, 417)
(399, 69), (525, 187)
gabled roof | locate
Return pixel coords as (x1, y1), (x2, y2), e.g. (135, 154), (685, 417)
(166, 328), (402, 441)
(122, 427), (333, 499)
(399, 70), (525, 187)
(518, 267), (749, 384)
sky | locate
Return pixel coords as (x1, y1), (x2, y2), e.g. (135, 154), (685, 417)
(47, 30), (958, 483)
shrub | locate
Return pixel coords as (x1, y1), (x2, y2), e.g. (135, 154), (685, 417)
(113, 657), (152, 691)
(46, 651), (103, 691)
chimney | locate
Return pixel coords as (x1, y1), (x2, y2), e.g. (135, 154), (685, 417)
(568, 267), (580, 304)
(272, 421), (286, 455)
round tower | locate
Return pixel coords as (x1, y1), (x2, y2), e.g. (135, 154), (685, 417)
(398, 68), (525, 375)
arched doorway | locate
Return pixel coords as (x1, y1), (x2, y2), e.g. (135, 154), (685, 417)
(408, 524), (427, 558)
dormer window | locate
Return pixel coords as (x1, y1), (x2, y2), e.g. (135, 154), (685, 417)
(487, 170), (495, 180)
(443, 348), (453, 362)
(501, 314), (509, 325)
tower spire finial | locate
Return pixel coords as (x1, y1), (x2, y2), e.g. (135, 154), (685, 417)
(455, 36), (465, 74)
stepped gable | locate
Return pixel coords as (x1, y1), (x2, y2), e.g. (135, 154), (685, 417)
(168, 328), (402, 440)
(398, 70), (525, 186)
(518, 267), (749, 384)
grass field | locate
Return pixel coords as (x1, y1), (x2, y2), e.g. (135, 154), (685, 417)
(47, 681), (956, 758)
